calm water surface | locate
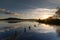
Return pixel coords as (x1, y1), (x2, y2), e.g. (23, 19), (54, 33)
(0, 21), (60, 40)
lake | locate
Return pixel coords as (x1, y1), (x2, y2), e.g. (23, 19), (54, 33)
(0, 21), (60, 40)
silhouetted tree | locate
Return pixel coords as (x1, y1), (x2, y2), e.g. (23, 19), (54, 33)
(56, 7), (60, 14)
(54, 7), (60, 18)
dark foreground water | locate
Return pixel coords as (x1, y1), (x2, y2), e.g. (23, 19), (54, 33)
(0, 21), (60, 40)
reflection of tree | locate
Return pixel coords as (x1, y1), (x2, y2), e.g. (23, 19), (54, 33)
(54, 8), (60, 36)
(56, 27), (60, 37)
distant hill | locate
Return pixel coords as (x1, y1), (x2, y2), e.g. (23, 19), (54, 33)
(0, 17), (37, 23)
(0, 17), (21, 20)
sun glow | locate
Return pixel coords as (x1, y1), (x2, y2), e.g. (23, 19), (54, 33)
(40, 15), (52, 20)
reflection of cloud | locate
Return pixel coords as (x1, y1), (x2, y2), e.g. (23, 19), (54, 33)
(0, 26), (14, 32)
(38, 24), (56, 33)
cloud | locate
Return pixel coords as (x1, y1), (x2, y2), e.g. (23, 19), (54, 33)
(0, 8), (21, 16)
(0, 8), (6, 12)
(0, 8), (10, 14)
(10, 12), (20, 16)
(0, 0), (59, 12)
(19, 8), (57, 19)
(0, 8), (57, 19)
(47, 0), (60, 5)
(24, 8), (57, 15)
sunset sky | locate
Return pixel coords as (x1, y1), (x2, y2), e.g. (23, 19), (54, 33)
(0, 0), (59, 19)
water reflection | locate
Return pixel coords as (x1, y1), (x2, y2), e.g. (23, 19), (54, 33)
(53, 25), (60, 37)
(0, 21), (60, 40)
(36, 24), (56, 33)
